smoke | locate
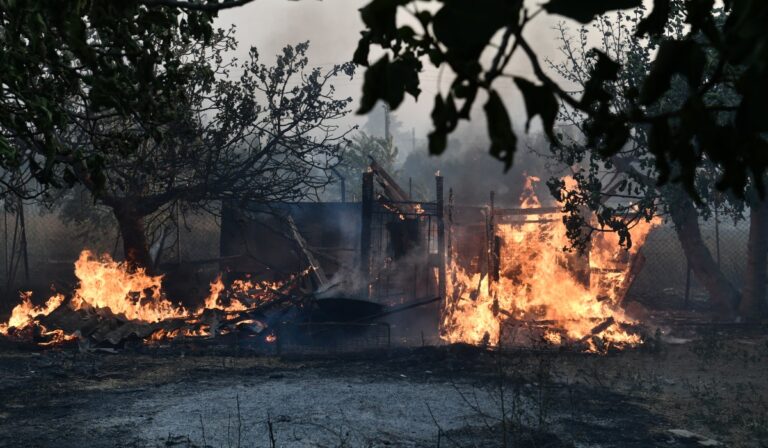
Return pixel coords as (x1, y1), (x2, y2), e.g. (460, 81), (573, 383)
(213, 0), (629, 143)
(396, 130), (568, 207)
(315, 267), (369, 300)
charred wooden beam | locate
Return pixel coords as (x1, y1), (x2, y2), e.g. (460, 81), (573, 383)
(360, 171), (374, 298)
(286, 214), (328, 288)
(582, 317), (615, 341)
(436, 175), (447, 301)
(369, 158), (409, 202)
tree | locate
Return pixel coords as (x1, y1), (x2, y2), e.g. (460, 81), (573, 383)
(542, 5), (737, 316)
(353, 0), (768, 201)
(353, 0), (768, 320)
(52, 29), (354, 269)
(336, 131), (399, 200)
(0, 0), (261, 189)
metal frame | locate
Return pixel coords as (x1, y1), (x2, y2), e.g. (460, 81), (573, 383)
(360, 172), (446, 303)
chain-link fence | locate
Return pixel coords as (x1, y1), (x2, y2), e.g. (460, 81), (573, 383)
(0, 204), (220, 306)
(0, 200), (751, 312)
(632, 219), (749, 307)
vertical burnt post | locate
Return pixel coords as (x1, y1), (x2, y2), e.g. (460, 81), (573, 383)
(490, 191), (501, 283)
(487, 191), (500, 292)
(331, 167), (346, 203)
(436, 174), (447, 300)
(447, 188), (454, 261)
(360, 171), (374, 298)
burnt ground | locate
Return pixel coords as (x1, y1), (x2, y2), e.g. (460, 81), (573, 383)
(0, 329), (766, 448)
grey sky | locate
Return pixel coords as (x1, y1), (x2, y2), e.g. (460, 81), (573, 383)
(216, 1), (653, 152)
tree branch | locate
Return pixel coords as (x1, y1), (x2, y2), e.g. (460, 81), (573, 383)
(139, 0), (258, 11)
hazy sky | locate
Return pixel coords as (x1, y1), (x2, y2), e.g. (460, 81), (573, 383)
(216, 1), (653, 153)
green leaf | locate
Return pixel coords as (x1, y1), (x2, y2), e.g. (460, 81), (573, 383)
(357, 55), (421, 114)
(428, 129), (448, 156)
(685, 0), (714, 33)
(580, 50), (620, 109)
(543, 0), (642, 24)
(358, 56), (391, 114)
(433, 0), (520, 60)
(513, 77), (558, 140)
(451, 77), (478, 119)
(353, 33), (371, 66)
(647, 119), (671, 186)
(428, 93), (459, 155)
(483, 90), (517, 171)
(636, 0), (670, 36)
(359, 0), (409, 47)
(600, 119), (630, 156)
(640, 40), (705, 105)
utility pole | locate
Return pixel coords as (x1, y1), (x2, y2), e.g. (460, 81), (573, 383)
(383, 103), (391, 146)
(382, 102), (394, 161)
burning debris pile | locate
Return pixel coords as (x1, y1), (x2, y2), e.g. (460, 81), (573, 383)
(0, 172), (658, 354)
(441, 177), (658, 352)
(0, 250), (295, 348)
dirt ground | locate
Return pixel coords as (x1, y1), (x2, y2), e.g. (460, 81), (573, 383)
(0, 326), (767, 448)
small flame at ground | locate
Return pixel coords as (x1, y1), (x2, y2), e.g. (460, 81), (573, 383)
(0, 250), (288, 346)
(0, 291), (64, 333)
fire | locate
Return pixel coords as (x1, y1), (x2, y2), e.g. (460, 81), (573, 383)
(204, 275), (284, 314)
(0, 250), (290, 346)
(0, 291), (77, 346)
(70, 251), (186, 322)
(0, 291), (63, 333)
(441, 176), (657, 352)
(203, 274), (244, 312)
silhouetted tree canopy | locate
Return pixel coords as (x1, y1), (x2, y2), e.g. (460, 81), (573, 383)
(0, 0), (256, 190)
(353, 0), (768, 200)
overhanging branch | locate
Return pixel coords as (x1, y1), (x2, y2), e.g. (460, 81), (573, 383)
(139, 0), (258, 11)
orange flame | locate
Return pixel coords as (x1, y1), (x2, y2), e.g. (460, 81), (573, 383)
(70, 251), (186, 322)
(1, 250), (290, 346)
(0, 291), (65, 335)
(441, 176), (658, 352)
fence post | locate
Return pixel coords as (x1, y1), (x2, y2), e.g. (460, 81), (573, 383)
(447, 188), (454, 261)
(436, 174), (446, 301)
(360, 171), (374, 299)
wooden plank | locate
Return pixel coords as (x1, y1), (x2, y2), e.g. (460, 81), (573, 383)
(454, 205), (561, 216)
(369, 158), (409, 202)
(286, 214), (328, 288)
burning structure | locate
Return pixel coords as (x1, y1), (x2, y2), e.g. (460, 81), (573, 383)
(443, 176), (656, 352)
(0, 166), (655, 353)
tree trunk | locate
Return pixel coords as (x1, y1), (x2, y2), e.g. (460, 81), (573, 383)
(112, 203), (153, 272)
(739, 200), (768, 321)
(668, 194), (739, 318)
